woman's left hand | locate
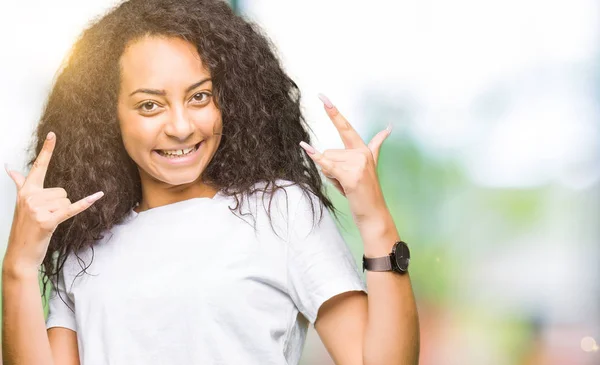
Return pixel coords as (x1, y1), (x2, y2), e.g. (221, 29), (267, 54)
(299, 94), (392, 227)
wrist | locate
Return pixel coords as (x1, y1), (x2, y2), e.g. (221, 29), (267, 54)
(359, 214), (402, 257)
(356, 207), (392, 229)
(2, 258), (40, 282)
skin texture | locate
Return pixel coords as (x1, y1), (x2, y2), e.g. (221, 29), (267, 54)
(117, 36), (223, 210)
(47, 327), (79, 365)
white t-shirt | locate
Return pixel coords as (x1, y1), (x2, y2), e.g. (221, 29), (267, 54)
(45, 181), (367, 365)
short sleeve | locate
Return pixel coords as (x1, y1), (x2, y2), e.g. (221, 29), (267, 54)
(45, 270), (77, 332)
(287, 192), (367, 324)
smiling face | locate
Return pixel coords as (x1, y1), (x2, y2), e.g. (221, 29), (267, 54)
(117, 35), (222, 194)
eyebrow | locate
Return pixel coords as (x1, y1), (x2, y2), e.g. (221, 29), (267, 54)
(128, 78), (212, 97)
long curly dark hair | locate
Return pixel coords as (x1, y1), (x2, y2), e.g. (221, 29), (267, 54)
(31, 0), (335, 303)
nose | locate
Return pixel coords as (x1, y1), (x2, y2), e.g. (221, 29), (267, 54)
(164, 108), (194, 141)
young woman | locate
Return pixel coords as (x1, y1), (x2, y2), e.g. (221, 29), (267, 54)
(2, 0), (419, 364)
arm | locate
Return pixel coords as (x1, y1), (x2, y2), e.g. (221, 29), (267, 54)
(2, 265), (54, 365)
(300, 94), (419, 364)
(47, 328), (80, 365)
(360, 215), (419, 365)
(3, 132), (100, 365)
(315, 213), (419, 365)
(2, 264), (80, 365)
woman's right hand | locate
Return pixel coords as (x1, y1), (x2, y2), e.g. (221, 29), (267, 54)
(3, 131), (104, 277)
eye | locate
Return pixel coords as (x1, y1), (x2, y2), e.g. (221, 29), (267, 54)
(137, 101), (159, 113)
(191, 92), (211, 104)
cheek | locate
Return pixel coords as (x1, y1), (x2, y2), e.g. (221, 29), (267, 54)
(118, 110), (159, 155)
(190, 107), (222, 135)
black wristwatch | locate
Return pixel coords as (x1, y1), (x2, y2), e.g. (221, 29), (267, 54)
(362, 241), (410, 274)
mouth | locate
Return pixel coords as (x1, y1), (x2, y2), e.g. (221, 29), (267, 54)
(155, 141), (203, 158)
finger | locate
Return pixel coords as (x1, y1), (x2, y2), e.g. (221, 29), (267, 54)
(54, 191), (104, 225)
(318, 94), (365, 149)
(38, 187), (68, 201)
(5, 165), (26, 189)
(322, 169), (335, 179)
(26, 132), (56, 188)
(299, 141), (336, 176)
(367, 125), (392, 163)
(19, 192), (66, 208)
(39, 198), (71, 213)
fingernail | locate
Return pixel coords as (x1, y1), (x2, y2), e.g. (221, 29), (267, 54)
(86, 191), (104, 203)
(318, 93), (334, 109)
(299, 141), (316, 155)
(46, 132), (55, 140)
(386, 122), (393, 134)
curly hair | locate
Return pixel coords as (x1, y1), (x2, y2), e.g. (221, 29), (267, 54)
(31, 0), (335, 304)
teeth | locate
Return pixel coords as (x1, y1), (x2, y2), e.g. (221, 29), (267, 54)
(159, 145), (196, 157)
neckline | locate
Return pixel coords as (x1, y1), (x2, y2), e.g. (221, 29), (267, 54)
(129, 190), (225, 219)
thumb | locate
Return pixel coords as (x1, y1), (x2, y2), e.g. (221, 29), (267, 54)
(5, 164), (26, 189)
(367, 124), (392, 164)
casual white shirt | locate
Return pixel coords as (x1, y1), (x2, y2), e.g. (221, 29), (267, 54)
(45, 181), (367, 364)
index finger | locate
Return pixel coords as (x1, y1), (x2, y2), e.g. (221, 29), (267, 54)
(26, 132), (56, 188)
(318, 94), (365, 149)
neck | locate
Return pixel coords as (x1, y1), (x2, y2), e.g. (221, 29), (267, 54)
(135, 175), (219, 213)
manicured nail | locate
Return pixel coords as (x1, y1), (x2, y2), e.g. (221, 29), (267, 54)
(299, 141), (316, 155)
(46, 132), (55, 140)
(86, 191), (104, 203)
(318, 93), (334, 109)
(4, 163), (11, 175)
(386, 122), (393, 134)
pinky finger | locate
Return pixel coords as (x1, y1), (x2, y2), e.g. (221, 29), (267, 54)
(299, 142), (336, 174)
(54, 191), (104, 225)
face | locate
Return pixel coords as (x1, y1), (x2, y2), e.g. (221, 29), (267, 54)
(117, 35), (222, 189)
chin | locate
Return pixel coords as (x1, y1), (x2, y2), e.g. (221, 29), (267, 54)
(140, 164), (202, 186)
(160, 171), (203, 186)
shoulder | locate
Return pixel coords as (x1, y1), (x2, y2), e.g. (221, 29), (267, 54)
(233, 179), (329, 237)
(248, 179), (325, 220)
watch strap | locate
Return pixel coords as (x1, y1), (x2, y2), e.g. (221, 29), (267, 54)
(362, 255), (393, 272)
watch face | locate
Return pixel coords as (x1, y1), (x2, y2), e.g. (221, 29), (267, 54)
(393, 241), (410, 272)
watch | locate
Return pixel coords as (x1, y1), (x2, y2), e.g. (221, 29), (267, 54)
(362, 241), (410, 274)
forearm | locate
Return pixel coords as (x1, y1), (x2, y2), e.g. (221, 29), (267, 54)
(360, 213), (420, 365)
(2, 263), (54, 365)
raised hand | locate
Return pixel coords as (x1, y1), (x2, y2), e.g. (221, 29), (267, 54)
(299, 94), (392, 226)
(3, 132), (104, 276)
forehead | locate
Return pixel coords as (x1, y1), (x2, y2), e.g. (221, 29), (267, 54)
(119, 35), (210, 89)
